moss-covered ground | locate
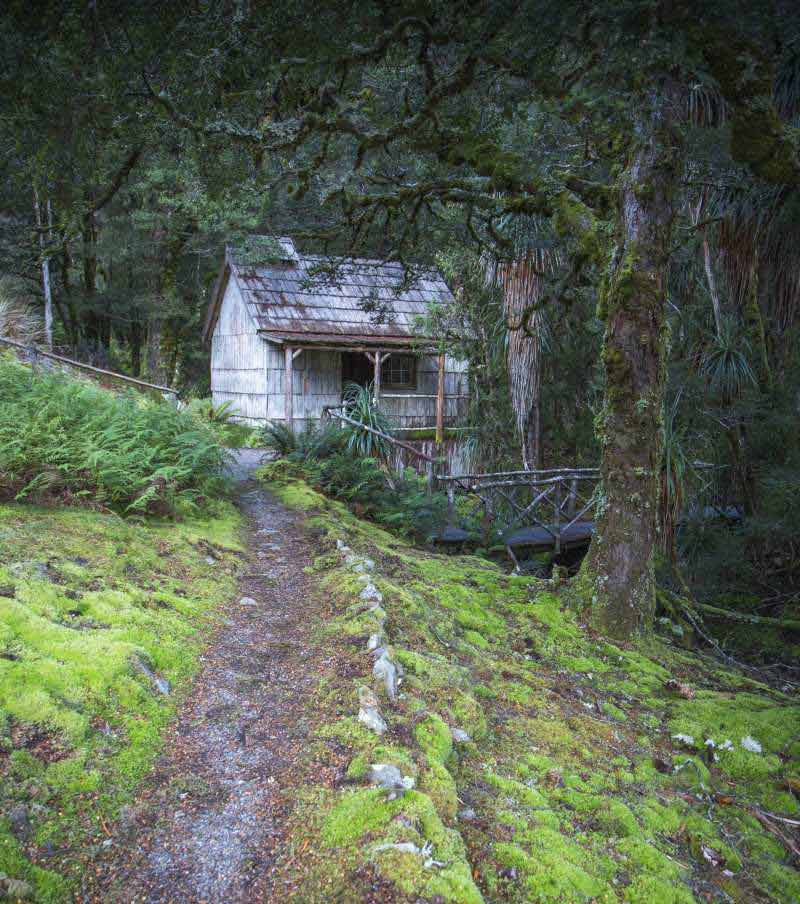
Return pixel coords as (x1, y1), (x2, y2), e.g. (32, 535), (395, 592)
(262, 472), (800, 904)
(0, 501), (242, 901)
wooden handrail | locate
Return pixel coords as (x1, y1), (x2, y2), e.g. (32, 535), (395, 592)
(0, 336), (178, 397)
(439, 467), (599, 483)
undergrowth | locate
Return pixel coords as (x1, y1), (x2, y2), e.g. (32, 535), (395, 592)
(0, 501), (242, 900)
(0, 355), (228, 514)
(262, 473), (800, 904)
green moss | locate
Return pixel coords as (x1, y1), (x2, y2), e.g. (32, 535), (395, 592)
(617, 837), (683, 880)
(683, 812), (743, 872)
(263, 476), (325, 511)
(0, 502), (241, 898)
(419, 760), (459, 822)
(595, 800), (639, 837)
(600, 701), (626, 721)
(446, 691), (487, 740)
(320, 788), (404, 846)
(485, 772), (549, 809)
(493, 832), (615, 902)
(249, 479), (798, 904)
(623, 875), (697, 904)
(636, 800), (686, 838)
(414, 713), (452, 764)
(463, 628), (489, 649)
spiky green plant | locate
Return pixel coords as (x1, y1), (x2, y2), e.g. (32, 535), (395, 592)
(342, 381), (392, 458)
(261, 421), (298, 456)
(699, 315), (757, 404)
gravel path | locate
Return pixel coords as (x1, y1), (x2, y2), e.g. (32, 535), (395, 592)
(89, 451), (331, 902)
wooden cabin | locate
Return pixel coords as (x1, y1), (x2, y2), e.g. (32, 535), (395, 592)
(202, 238), (469, 457)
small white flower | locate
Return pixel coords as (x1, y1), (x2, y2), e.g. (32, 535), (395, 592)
(672, 733), (695, 746)
(719, 739), (734, 751)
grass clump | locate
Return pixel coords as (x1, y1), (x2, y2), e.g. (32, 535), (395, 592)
(0, 355), (227, 514)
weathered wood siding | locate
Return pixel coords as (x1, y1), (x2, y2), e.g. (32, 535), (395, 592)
(264, 346), (342, 429)
(381, 355), (468, 429)
(210, 278), (268, 422)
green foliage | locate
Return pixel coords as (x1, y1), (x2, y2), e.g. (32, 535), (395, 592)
(0, 357), (228, 514)
(0, 278), (44, 346)
(262, 420), (347, 462)
(183, 398), (256, 449)
(308, 455), (456, 543)
(698, 316), (757, 404)
(341, 382), (392, 458)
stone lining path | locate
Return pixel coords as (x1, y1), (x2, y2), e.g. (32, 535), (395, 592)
(87, 451), (334, 902)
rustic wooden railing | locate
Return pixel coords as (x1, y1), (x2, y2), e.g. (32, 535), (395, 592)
(0, 336), (178, 400)
(438, 467), (602, 562)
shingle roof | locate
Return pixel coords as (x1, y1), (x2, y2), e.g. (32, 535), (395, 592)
(203, 237), (453, 347)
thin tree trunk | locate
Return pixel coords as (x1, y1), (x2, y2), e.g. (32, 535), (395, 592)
(33, 187), (54, 349)
(702, 237), (723, 337)
(580, 90), (681, 637)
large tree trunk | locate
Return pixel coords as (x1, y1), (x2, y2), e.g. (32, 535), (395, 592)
(579, 92), (681, 637)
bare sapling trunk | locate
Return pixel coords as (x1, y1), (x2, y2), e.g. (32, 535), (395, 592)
(33, 187), (54, 349)
(579, 92), (681, 637)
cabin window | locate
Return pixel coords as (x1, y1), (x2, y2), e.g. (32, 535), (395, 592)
(381, 354), (416, 390)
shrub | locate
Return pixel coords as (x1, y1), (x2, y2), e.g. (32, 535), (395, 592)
(262, 420), (347, 461)
(306, 454), (458, 543)
(183, 397), (256, 449)
(0, 355), (228, 514)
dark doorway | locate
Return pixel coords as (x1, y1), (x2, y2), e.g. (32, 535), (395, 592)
(341, 351), (373, 389)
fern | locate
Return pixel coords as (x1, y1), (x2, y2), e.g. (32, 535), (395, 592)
(0, 355), (228, 514)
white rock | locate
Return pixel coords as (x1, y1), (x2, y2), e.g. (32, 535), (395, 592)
(239, 597), (258, 606)
(359, 583), (383, 604)
(373, 652), (398, 702)
(358, 686), (387, 734)
(741, 735), (762, 753)
(367, 763), (415, 790)
(451, 728), (471, 743)
(336, 540), (350, 552)
(367, 633), (383, 652)
(358, 705), (387, 735)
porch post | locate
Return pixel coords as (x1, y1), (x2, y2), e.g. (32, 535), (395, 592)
(436, 352), (445, 444)
(284, 345), (294, 431)
(373, 350), (382, 403)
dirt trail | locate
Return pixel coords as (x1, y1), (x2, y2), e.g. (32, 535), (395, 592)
(89, 451), (331, 902)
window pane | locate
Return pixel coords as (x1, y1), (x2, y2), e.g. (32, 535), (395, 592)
(381, 354), (415, 388)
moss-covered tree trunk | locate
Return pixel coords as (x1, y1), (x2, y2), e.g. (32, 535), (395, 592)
(580, 94), (680, 637)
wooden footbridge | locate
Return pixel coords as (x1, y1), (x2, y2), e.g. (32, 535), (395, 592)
(322, 406), (600, 564)
(437, 468), (601, 566)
